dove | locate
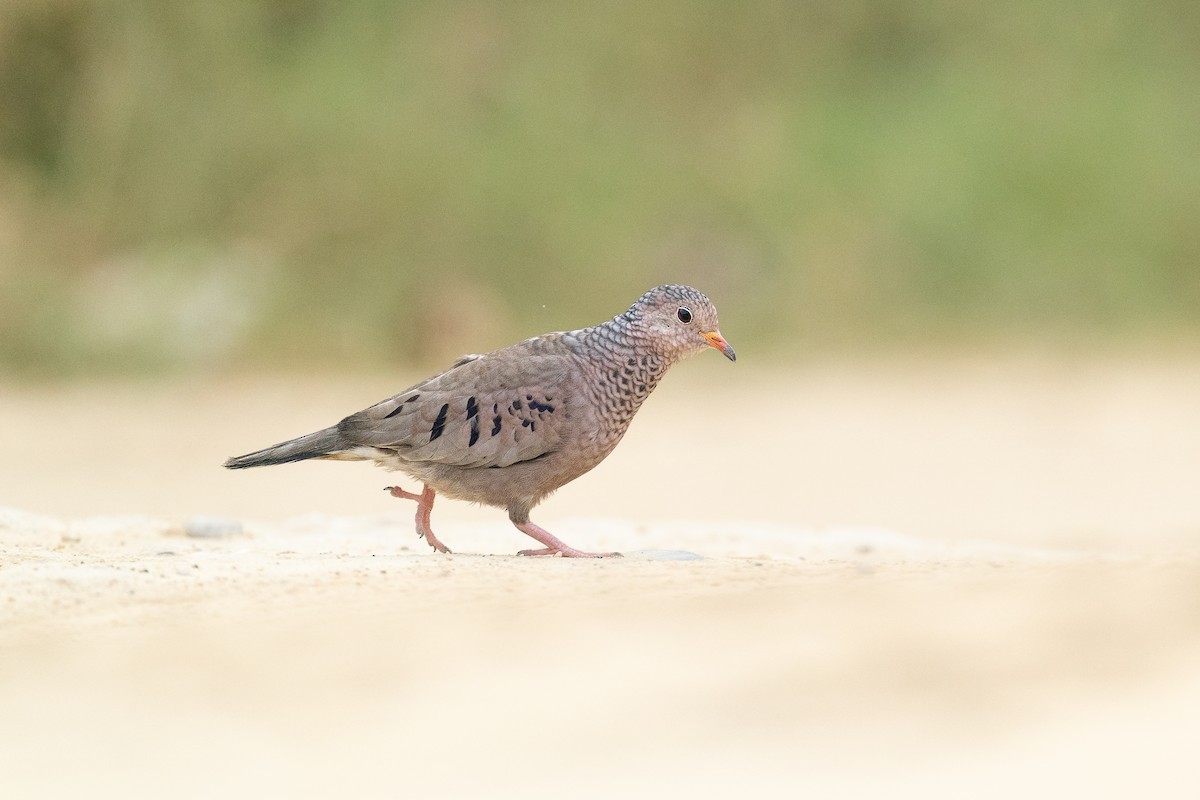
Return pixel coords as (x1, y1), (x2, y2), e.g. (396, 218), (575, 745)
(225, 284), (735, 557)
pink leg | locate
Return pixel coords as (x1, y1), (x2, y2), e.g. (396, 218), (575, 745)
(514, 520), (621, 558)
(384, 484), (452, 554)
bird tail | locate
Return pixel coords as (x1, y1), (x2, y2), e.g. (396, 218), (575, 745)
(223, 426), (346, 469)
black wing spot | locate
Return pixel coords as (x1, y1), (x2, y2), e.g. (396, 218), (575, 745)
(407, 394), (420, 403)
(469, 414), (480, 446)
(384, 402), (405, 419)
(466, 396), (478, 419)
(513, 399), (523, 411)
(492, 415), (502, 436)
(521, 418), (531, 428)
(430, 403), (450, 441)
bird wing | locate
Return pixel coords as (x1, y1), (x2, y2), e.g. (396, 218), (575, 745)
(336, 338), (578, 469)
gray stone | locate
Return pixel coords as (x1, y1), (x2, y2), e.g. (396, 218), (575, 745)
(183, 516), (243, 539)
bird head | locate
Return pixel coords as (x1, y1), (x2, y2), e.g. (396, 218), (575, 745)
(625, 284), (736, 363)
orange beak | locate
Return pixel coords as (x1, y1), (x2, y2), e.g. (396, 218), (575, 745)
(701, 330), (737, 362)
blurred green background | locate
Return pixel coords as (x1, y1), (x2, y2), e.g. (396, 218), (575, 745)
(2, 0), (1197, 376)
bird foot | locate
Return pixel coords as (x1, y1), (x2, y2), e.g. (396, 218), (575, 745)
(385, 485), (422, 502)
(513, 520), (621, 558)
(385, 484), (452, 554)
(420, 530), (453, 554)
(517, 546), (622, 558)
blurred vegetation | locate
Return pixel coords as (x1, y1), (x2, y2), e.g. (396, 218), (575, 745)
(1, 0), (1198, 375)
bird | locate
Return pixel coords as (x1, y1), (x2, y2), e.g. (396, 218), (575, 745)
(224, 284), (735, 557)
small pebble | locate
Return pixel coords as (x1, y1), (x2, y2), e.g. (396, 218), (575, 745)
(183, 516), (243, 539)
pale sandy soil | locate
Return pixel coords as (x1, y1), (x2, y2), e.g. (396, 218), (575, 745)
(2, 354), (1199, 798)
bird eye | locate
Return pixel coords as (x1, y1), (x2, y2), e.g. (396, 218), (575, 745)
(676, 307), (692, 324)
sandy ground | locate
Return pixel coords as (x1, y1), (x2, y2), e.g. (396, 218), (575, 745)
(3, 353), (1200, 798)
